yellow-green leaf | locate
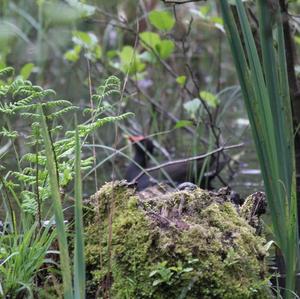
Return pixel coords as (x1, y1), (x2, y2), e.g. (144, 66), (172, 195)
(199, 91), (219, 108)
(20, 63), (34, 80)
(157, 40), (174, 59)
(176, 75), (187, 87)
(149, 10), (175, 31)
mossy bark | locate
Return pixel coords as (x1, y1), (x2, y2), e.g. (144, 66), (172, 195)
(85, 182), (271, 299)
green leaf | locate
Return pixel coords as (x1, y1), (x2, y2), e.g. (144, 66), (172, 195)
(199, 91), (219, 108)
(152, 279), (162, 286)
(20, 63), (34, 80)
(139, 32), (161, 49)
(118, 46), (145, 74)
(149, 10), (175, 31)
(149, 270), (158, 277)
(175, 120), (193, 129)
(211, 17), (224, 25)
(106, 50), (118, 59)
(119, 46), (134, 64)
(176, 75), (186, 87)
(199, 5), (211, 17)
(157, 39), (174, 59)
(73, 31), (92, 46)
(94, 45), (102, 59)
(140, 32), (174, 60)
(182, 267), (194, 273)
(64, 45), (82, 62)
(139, 51), (156, 63)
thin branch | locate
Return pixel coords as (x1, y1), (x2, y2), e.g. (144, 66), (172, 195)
(128, 143), (244, 186)
(128, 79), (208, 144)
(161, 0), (206, 4)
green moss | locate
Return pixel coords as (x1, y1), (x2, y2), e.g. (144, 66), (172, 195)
(85, 182), (271, 298)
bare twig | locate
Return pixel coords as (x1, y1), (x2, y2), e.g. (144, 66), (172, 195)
(92, 10), (220, 147)
(161, 0), (206, 4)
(128, 143), (244, 186)
(128, 79), (209, 144)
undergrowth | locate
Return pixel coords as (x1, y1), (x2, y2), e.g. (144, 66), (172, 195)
(0, 66), (132, 298)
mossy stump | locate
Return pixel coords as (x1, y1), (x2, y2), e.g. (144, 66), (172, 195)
(85, 181), (270, 298)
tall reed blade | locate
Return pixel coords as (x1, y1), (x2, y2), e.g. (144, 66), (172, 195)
(256, 1), (299, 295)
(234, 0), (286, 251)
(39, 105), (73, 299)
(74, 118), (85, 299)
(219, 0), (299, 296)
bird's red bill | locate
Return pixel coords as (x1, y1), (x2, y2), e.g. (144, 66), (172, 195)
(128, 135), (146, 142)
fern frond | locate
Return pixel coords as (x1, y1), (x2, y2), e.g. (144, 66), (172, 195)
(1, 70), (131, 215)
(22, 153), (47, 165)
(77, 112), (133, 136)
(0, 128), (18, 139)
(9, 79), (26, 93)
(0, 85), (10, 96)
(47, 106), (79, 119)
(21, 191), (38, 214)
(93, 76), (121, 105)
(13, 172), (36, 184)
(20, 112), (41, 119)
(42, 100), (72, 108)
(32, 85), (43, 92)
(38, 89), (56, 98)
(0, 67), (14, 79)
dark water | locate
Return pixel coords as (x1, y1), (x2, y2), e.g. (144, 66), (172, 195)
(217, 87), (263, 198)
(229, 145), (264, 198)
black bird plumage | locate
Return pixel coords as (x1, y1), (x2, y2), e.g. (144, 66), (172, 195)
(125, 136), (216, 191)
(125, 136), (154, 190)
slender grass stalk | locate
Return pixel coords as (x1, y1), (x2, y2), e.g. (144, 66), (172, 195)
(74, 119), (85, 299)
(39, 105), (73, 299)
(0, 223), (56, 298)
(219, 1), (299, 297)
(256, 1), (298, 294)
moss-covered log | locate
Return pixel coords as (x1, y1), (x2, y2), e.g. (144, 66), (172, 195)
(85, 182), (271, 299)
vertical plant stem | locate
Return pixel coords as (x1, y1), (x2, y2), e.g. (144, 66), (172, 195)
(87, 59), (98, 191)
(219, 0), (299, 296)
(74, 118), (85, 299)
(39, 105), (73, 299)
(35, 140), (41, 229)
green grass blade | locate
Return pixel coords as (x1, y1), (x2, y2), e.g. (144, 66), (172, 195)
(277, 7), (295, 194)
(220, 1), (299, 296)
(220, 0), (286, 248)
(257, 0), (292, 198)
(235, 0), (286, 249)
(39, 105), (73, 299)
(256, 0), (298, 295)
(74, 118), (85, 299)
(218, 1), (266, 174)
(277, 12), (299, 284)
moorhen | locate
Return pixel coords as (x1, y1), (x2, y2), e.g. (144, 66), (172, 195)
(125, 135), (217, 191)
(125, 135), (155, 190)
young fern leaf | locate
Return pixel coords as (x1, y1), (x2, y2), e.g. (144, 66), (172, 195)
(76, 113), (133, 137)
(0, 67), (14, 78)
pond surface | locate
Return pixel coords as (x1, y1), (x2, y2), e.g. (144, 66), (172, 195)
(217, 87), (264, 198)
